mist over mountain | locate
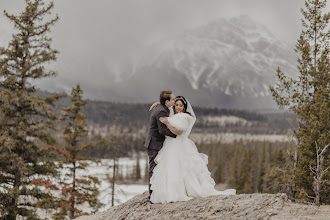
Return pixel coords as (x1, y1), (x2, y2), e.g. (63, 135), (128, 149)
(25, 15), (299, 109)
(103, 15), (297, 109)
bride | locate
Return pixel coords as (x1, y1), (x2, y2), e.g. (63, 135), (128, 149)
(149, 96), (235, 204)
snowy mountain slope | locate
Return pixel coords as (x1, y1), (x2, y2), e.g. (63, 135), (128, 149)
(109, 15), (297, 109)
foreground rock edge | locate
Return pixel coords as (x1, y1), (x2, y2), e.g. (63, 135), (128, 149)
(77, 192), (330, 220)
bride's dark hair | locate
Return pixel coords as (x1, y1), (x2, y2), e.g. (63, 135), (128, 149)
(173, 96), (191, 115)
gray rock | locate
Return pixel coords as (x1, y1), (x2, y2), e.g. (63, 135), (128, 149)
(77, 192), (330, 220)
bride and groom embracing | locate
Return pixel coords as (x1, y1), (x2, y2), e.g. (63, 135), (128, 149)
(144, 90), (236, 204)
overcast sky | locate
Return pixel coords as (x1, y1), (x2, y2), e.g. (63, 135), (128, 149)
(0, 0), (310, 48)
(0, 0), (329, 97)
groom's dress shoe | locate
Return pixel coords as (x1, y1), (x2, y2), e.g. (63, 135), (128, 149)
(148, 195), (154, 204)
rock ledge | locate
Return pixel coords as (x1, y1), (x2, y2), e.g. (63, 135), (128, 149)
(78, 192), (330, 220)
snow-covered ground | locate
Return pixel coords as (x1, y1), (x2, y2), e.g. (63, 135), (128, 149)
(190, 133), (295, 144)
(55, 132), (293, 212)
(98, 183), (148, 211)
(86, 158), (149, 211)
(6, 133), (295, 218)
(60, 157), (149, 211)
(201, 115), (251, 126)
(25, 157), (149, 218)
(73, 157), (148, 180)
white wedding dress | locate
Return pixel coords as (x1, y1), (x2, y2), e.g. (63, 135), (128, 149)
(150, 103), (236, 204)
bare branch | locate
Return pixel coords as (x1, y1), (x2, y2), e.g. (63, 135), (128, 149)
(320, 143), (329, 156)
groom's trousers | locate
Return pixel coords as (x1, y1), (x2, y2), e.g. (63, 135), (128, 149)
(147, 148), (159, 196)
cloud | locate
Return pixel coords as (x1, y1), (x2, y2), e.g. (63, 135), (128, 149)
(0, 0), (328, 99)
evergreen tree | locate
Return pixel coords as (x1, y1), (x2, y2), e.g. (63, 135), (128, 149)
(135, 156), (141, 180)
(198, 140), (294, 194)
(144, 160), (149, 182)
(100, 135), (120, 207)
(104, 117), (121, 207)
(266, 142), (298, 201)
(239, 148), (252, 193)
(52, 84), (102, 219)
(0, 1), (64, 219)
(228, 146), (240, 191)
(270, 0), (329, 204)
(255, 145), (266, 192)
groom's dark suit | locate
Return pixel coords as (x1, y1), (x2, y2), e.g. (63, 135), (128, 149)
(145, 104), (176, 196)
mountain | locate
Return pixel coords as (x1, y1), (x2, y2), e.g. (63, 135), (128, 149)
(77, 192), (330, 220)
(107, 15), (297, 109)
(1, 14), (298, 109)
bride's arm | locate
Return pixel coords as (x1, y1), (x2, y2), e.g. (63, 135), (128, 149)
(160, 117), (183, 135)
(149, 102), (160, 111)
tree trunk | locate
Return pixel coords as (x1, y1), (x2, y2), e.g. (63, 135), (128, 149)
(291, 151), (298, 202)
(310, 143), (329, 206)
(71, 160), (76, 219)
(112, 157), (116, 207)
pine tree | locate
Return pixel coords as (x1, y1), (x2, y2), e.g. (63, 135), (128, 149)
(270, 0), (329, 204)
(0, 1), (64, 219)
(267, 142), (298, 201)
(308, 143), (329, 205)
(101, 136), (120, 207)
(240, 148), (252, 193)
(255, 145), (266, 192)
(227, 146), (241, 192)
(135, 156), (141, 180)
(102, 117), (121, 207)
(144, 160), (149, 182)
(53, 84), (102, 219)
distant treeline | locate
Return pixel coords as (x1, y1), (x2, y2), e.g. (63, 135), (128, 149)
(80, 134), (146, 158)
(80, 134), (294, 195)
(198, 140), (293, 194)
(52, 96), (296, 134)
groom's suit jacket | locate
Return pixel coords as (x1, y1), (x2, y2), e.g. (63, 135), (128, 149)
(144, 104), (176, 150)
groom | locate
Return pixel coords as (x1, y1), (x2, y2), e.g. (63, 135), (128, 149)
(144, 90), (178, 198)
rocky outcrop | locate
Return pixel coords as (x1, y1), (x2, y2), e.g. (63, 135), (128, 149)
(78, 192), (330, 220)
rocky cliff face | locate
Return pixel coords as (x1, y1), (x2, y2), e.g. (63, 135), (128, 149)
(77, 192), (330, 220)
